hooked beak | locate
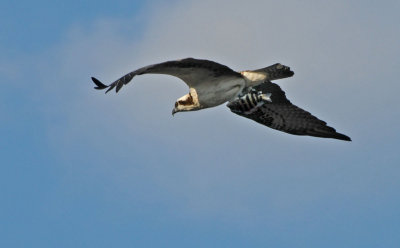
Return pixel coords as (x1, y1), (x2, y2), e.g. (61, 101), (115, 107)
(172, 108), (178, 116)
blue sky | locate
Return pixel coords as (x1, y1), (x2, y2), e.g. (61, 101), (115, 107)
(1, 0), (399, 247)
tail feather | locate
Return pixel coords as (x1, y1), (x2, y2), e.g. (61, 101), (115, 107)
(253, 63), (294, 81)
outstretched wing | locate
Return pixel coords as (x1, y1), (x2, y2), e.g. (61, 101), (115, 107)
(227, 82), (351, 141)
(92, 58), (241, 93)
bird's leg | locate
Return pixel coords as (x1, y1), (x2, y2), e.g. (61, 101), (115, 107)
(227, 88), (272, 114)
(236, 86), (253, 98)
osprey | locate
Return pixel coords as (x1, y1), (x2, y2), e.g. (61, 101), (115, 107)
(92, 58), (351, 141)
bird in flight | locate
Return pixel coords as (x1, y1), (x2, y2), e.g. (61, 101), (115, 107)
(92, 58), (351, 141)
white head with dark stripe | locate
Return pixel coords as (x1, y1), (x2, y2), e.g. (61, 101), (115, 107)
(172, 89), (201, 115)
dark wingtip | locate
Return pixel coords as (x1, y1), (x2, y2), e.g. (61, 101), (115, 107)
(333, 132), (352, 141)
(308, 128), (352, 141)
(91, 77), (108, 90)
(342, 135), (352, 142)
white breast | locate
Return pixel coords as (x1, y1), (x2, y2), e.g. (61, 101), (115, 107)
(194, 77), (246, 107)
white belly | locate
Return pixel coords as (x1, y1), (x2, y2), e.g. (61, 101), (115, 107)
(194, 77), (245, 108)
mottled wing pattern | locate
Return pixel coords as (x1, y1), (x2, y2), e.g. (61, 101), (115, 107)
(92, 58), (241, 93)
(228, 82), (351, 141)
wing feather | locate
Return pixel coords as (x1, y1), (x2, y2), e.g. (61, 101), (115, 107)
(91, 58), (241, 93)
(228, 82), (351, 141)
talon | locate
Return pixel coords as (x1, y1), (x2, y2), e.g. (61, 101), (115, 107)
(258, 92), (272, 102)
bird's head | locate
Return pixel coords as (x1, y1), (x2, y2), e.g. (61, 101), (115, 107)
(172, 93), (198, 115)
